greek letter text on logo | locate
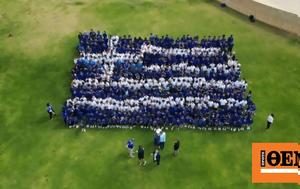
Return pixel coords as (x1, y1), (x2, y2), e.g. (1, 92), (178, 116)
(252, 143), (300, 185)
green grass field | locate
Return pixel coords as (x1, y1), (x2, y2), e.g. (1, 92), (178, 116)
(0, 0), (299, 188)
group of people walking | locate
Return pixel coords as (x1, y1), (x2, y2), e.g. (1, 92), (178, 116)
(127, 128), (180, 167)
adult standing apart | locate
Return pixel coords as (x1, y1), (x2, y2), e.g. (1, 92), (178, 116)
(137, 145), (147, 166)
(173, 139), (180, 156)
(159, 132), (166, 150)
(154, 128), (162, 147)
(46, 103), (56, 120)
(266, 113), (274, 129)
(127, 138), (135, 158)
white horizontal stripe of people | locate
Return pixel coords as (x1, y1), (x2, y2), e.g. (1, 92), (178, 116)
(76, 52), (143, 64)
(141, 44), (221, 56)
(143, 61), (240, 72)
(71, 77), (247, 90)
(66, 96), (248, 112)
(76, 48), (224, 66)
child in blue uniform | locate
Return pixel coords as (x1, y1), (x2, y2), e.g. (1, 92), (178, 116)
(127, 138), (135, 158)
(47, 103), (56, 120)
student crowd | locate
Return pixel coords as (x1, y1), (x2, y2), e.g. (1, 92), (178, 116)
(63, 31), (255, 130)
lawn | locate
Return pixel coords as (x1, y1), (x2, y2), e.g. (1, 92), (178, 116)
(0, 0), (299, 189)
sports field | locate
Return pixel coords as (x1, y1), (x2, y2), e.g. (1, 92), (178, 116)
(0, 0), (299, 188)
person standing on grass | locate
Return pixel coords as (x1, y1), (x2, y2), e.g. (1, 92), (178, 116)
(152, 149), (157, 162)
(227, 34), (234, 52)
(159, 131), (166, 150)
(266, 113), (274, 129)
(155, 149), (161, 165)
(154, 128), (161, 147)
(154, 133), (160, 147)
(80, 124), (86, 132)
(173, 139), (180, 156)
(137, 145), (147, 166)
(46, 103), (56, 120)
(127, 138), (135, 158)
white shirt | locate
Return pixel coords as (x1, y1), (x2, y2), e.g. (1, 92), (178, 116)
(267, 115), (274, 123)
(156, 128), (162, 135)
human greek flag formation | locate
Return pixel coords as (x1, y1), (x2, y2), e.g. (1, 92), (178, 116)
(62, 30), (256, 131)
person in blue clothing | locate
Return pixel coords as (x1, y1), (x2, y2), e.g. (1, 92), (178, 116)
(159, 131), (166, 150)
(127, 138), (135, 158)
(46, 103), (56, 120)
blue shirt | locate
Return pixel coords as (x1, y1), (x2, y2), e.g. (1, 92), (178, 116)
(127, 140), (134, 149)
(156, 152), (160, 160)
(160, 133), (166, 142)
(47, 105), (53, 113)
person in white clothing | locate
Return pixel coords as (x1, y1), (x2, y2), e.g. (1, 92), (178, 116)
(266, 113), (274, 129)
